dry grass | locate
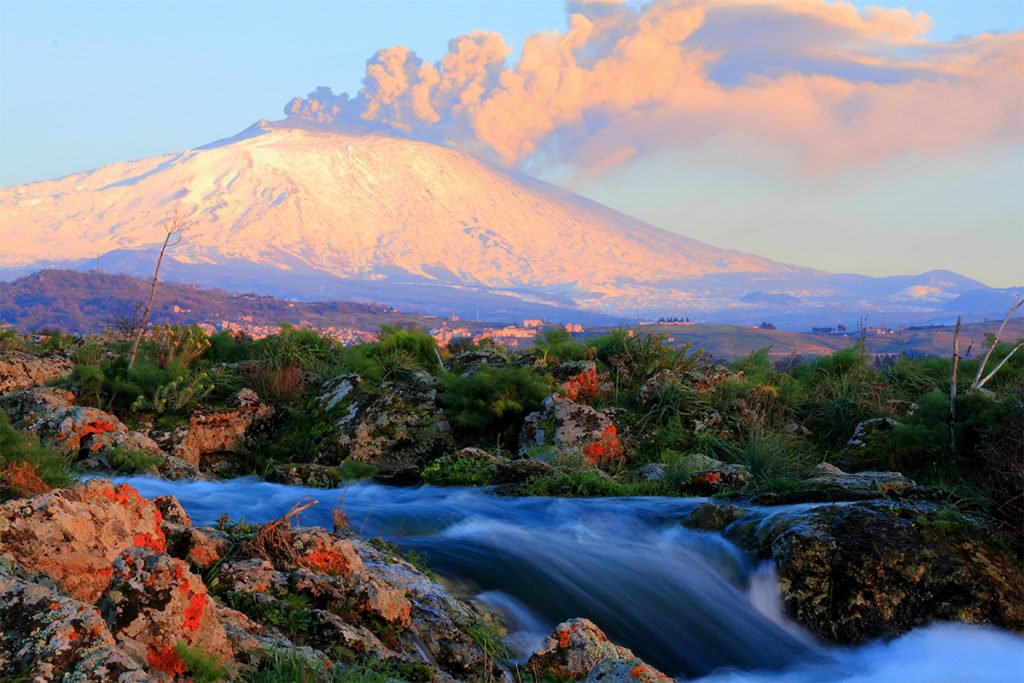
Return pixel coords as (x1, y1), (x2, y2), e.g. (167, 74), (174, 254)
(243, 498), (318, 568)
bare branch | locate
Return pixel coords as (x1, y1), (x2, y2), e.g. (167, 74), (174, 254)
(976, 342), (1024, 390)
(950, 315), (961, 434)
(971, 297), (1024, 390)
(128, 212), (190, 370)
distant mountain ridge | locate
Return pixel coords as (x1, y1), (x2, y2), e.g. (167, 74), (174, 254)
(0, 269), (443, 335)
(1, 121), (1019, 328)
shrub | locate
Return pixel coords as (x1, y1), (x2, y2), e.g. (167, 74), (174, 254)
(173, 641), (231, 683)
(70, 363), (105, 405)
(593, 329), (702, 403)
(147, 324), (211, 369)
(256, 324), (341, 379)
(440, 366), (549, 449)
(206, 330), (255, 364)
(422, 453), (498, 486)
(340, 326), (441, 380)
(531, 328), (589, 363)
(701, 430), (812, 484)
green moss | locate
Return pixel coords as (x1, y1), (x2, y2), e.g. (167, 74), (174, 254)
(108, 445), (162, 474)
(422, 453), (498, 486)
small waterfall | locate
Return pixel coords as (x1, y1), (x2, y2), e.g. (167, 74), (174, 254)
(117, 476), (1024, 683)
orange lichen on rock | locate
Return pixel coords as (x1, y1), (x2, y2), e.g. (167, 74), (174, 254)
(182, 593), (207, 632)
(146, 644), (185, 677)
(133, 531), (167, 554)
(304, 543), (355, 576)
(583, 425), (625, 465)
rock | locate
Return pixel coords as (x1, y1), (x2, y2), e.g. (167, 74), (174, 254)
(163, 388), (274, 470)
(675, 453), (751, 493)
(0, 387), (167, 464)
(494, 457), (555, 484)
(152, 495), (191, 526)
(585, 659), (675, 682)
(550, 360), (598, 383)
(834, 417), (902, 471)
(313, 373), (452, 478)
(100, 548), (232, 678)
(636, 369), (680, 406)
(0, 349), (73, 395)
(165, 525), (229, 571)
(727, 500), (1024, 642)
(635, 463), (666, 482)
(0, 479), (166, 602)
(352, 537), (497, 679)
(684, 502), (749, 532)
(218, 605), (326, 672)
(527, 618), (670, 681)
(0, 571), (150, 682)
(520, 395), (624, 464)
(445, 348), (509, 376)
(754, 469), (917, 504)
(266, 462), (344, 488)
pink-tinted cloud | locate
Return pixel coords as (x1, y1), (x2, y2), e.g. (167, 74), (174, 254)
(284, 0), (1023, 172)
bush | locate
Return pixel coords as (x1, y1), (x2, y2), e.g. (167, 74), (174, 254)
(439, 366), (549, 449)
(531, 328), (589, 363)
(256, 324), (341, 379)
(70, 364), (105, 405)
(700, 430), (813, 485)
(173, 641), (231, 683)
(340, 326), (441, 380)
(593, 329), (702, 404)
(422, 453), (498, 486)
(206, 330), (255, 364)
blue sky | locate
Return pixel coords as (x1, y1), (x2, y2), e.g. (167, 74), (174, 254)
(1, 1), (1021, 285)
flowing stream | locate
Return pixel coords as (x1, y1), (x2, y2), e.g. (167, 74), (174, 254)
(117, 477), (1024, 682)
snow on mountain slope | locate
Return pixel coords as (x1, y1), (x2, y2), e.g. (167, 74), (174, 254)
(1, 122), (1016, 326)
(0, 123), (793, 297)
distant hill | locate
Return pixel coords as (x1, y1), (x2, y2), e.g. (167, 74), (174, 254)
(0, 269), (445, 335)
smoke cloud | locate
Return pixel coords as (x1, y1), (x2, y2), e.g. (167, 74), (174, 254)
(284, 0), (1023, 172)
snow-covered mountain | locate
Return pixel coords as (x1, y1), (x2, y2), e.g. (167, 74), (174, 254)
(0, 122), (1018, 327)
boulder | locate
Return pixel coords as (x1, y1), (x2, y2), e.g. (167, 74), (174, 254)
(313, 374), (452, 478)
(0, 570), (149, 682)
(266, 462), (344, 489)
(494, 457), (555, 484)
(726, 499), (1024, 642)
(0, 387), (167, 466)
(520, 395), (624, 464)
(634, 463), (666, 482)
(834, 417), (902, 471)
(527, 618), (671, 681)
(100, 548), (232, 678)
(752, 468), (918, 504)
(353, 537), (499, 679)
(445, 348), (509, 376)
(684, 502), (749, 532)
(0, 480), (166, 602)
(674, 453), (751, 493)
(159, 388), (273, 470)
(0, 349), (73, 395)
